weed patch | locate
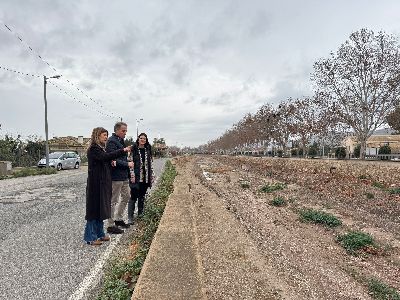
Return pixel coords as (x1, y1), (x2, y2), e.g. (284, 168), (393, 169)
(12, 167), (57, 178)
(269, 196), (286, 207)
(240, 181), (250, 189)
(337, 231), (375, 255)
(372, 181), (386, 189)
(97, 160), (177, 300)
(367, 278), (400, 300)
(365, 192), (375, 199)
(299, 209), (342, 227)
(389, 187), (400, 195)
(260, 182), (286, 193)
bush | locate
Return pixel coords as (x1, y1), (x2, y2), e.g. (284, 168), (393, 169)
(308, 143), (319, 158)
(335, 147), (347, 159)
(240, 181), (250, 189)
(378, 145), (391, 155)
(277, 150), (283, 157)
(372, 181), (385, 189)
(367, 278), (400, 300)
(259, 182), (286, 193)
(299, 209), (342, 227)
(365, 192), (375, 199)
(291, 148), (298, 156)
(353, 144), (361, 158)
(389, 187), (400, 194)
(337, 231), (374, 254)
(269, 196), (286, 207)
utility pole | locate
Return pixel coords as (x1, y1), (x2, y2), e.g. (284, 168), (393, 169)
(43, 75), (61, 168)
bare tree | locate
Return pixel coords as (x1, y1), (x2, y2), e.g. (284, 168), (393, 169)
(312, 28), (400, 159)
(387, 106), (400, 133)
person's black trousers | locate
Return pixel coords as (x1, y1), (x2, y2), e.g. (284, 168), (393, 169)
(128, 182), (150, 220)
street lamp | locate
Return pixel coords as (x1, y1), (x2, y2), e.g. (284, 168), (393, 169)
(44, 75), (61, 167)
(136, 118), (143, 137)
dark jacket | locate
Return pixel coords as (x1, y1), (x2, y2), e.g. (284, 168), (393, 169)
(85, 144), (125, 220)
(106, 133), (129, 181)
(131, 144), (153, 188)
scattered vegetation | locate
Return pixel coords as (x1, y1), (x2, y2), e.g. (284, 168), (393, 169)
(240, 181), (250, 189)
(299, 209), (342, 227)
(365, 192), (375, 199)
(269, 196), (286, 207)
(372, 181), (386, 189)
(335, 147), (347, 159)
(337, 231), (375, 255)
(367, 278), (400, 300)
(389, 187), (400, 195)
(97, 160), (177, 300)
(0, 167), (57, 180)
(12, 167), (57, 178)
(260, 182), (286, 193)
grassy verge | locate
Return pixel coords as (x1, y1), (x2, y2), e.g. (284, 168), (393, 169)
(0, 167), (57, 180)
(97, 160), (177, 300)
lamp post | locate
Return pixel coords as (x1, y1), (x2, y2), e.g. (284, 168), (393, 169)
(136, 118), (143, 137)
(44, 75), (61, 167)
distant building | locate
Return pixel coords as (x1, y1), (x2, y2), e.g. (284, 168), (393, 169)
(49, 136), (91, 157)
(152, 138), (168, 157)
(343, 134), (400, 156)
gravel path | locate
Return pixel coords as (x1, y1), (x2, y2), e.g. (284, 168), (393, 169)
(0, 158), (167, 300)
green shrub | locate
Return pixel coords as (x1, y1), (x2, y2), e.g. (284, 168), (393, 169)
(337, 231), (374, 254)
(365, 192), (375, 199)
(353, 144), (361, 158)
(378, 145), (391, 155)
(389, 187), (400, 195)
(335, 147), (347, 159)
(367, 278), (400, 300)
(277, 150), (283, 157)
(269, 196), (286, 207)
(240, 181), (250, 189)
(308, 143), (319, 158)
(299, 209), (342, 227)
(259, 182), (286, 193)
(373, 181), (386, 189)
(291, 148), (298, 156)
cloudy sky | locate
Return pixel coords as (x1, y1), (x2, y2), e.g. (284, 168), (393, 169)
(0, 1), (399, 146)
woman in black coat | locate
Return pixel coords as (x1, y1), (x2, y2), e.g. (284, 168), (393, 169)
(127, 132), (153, 224)
(84, 127), (131, 245)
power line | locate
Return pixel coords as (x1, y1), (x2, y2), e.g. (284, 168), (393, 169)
(48, 81), (115, 119)
(0, 64), (115, 119)
(0, 65), (41, 78)
(1, 21), (121, 120)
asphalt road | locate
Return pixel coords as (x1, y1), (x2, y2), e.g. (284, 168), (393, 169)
(0, 158), (168, 300)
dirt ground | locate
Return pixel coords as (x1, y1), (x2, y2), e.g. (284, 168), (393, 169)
(175, 155), (400, 300)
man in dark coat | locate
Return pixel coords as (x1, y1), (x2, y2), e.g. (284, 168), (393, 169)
(105, 122), (133, 234)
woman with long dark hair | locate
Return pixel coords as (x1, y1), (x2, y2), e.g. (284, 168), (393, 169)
(84, 127), (131, 245)
(127, 132), (153, 225)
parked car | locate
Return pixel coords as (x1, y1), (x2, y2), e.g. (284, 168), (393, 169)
(37, 151), (81, 170)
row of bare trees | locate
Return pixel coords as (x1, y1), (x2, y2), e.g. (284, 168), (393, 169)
(201, 29), (400, 159)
